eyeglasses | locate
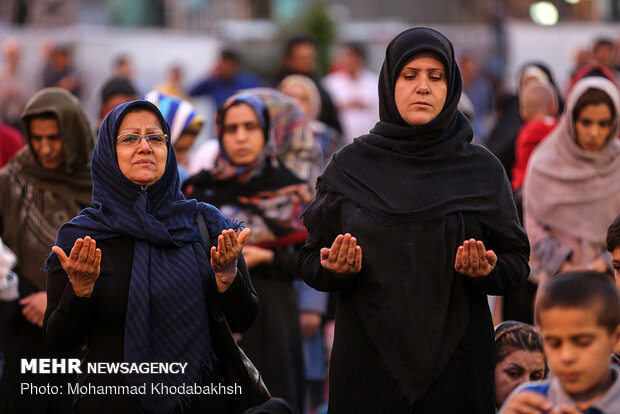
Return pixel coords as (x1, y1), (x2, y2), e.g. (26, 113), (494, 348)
(116, 133), (168, 147)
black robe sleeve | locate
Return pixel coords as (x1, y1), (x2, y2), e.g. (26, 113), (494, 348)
(214, 255), (260, 333)
(299, 189), (357, 292)
(43, 252), (93, 352)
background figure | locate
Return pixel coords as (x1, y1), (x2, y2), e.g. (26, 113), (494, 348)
(98, 77), (139, 128)
(499, 82), (559, 325)
(524, 76), (620, 289)
(494, 321), (546, 409)
(0, 88), (94, 413)
(0, 237), (18, 302)
(154, 64), (190, 100)
(184, 93), (312, 412)
(485, 62), (562, 182)
(278, 36), (342, 135)
(144, 90), (204, 182)
(0, 37), (32, 131)
(279, 74), (344, 169)
(511, 82), (558, 195)
(188, 49), (262, 109)
(592, 37), (616, 74)
(299, 27), (530, 413)
(41, 44), (82, 98)
(112, 54), (134, 79)
(322, 43), (379, 143)
(459, 53), (493, 142)
(568, 62), (617, 94)
(189, 87), (321, 189)
(608, 214), (620, 290)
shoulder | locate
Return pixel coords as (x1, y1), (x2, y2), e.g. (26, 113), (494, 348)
(465, 142), (507, 178)
(197, 202), (239, 233)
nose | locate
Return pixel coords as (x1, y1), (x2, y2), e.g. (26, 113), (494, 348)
(234, 126), (248, 142)
(136, 136), (153, 153)
(415, 75), (430, 94)
(39, 138), (53, 155)
(559, 344), (577, 365)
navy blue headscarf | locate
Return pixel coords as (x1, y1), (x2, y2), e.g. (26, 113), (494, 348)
(51, 100), (238, 413)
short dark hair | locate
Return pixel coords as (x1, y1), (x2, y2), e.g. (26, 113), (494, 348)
(100, 77), (138, 103)
(220, 49), (241, 63)
(283, 35), (317, 58)
(344, 42), (367, 62)
(535, 271), (620, 333)
(572, 87), (616, 124)
(607, 214), (620, 253)
(593, 37), (614, 50)
(494, 321), (545, 366)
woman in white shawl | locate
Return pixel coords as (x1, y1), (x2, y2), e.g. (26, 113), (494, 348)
(524, 76), (620, 285)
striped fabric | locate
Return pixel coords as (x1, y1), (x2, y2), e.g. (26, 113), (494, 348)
(144, 91), (204, 144)
(51, 100), (237, 414)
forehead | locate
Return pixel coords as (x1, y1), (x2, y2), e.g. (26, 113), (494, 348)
(538, 306), (604, 335)
(576, 103), (612, 119)
(500, 349), (545, 370)
(118, 109), (162, 130)
(402, 52), (445, 71)
(223, 103), (259, 124)
(29, 117), (59, 131)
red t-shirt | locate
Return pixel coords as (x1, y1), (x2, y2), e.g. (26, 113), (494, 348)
(511, 117), (557, 190)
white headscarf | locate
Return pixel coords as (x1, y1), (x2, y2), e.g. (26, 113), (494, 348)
(524, 76), (620, 244)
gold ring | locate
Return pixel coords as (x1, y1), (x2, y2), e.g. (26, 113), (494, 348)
(347, 261), (354, 265)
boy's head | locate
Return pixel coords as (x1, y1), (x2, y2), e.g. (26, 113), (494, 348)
(534, 271), (620, 399)
(519, 82), (558, 121)
(607, 214), (620, 289)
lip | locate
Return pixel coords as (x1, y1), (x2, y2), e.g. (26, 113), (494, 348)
(412, 101), (432, 107)
(559, 372), (580, 382)
(134, 159), (155, 165)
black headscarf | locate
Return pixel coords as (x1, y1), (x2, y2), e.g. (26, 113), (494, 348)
(303, 27), (526, 405)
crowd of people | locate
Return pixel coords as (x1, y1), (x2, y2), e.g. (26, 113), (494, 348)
(0, 26), (619, 414)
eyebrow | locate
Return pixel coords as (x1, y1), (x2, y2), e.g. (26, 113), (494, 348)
(119, 127), (163, 133)
(401, 66), (445, 72)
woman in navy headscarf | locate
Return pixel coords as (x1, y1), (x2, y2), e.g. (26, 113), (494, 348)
(43, 100), (259, 413)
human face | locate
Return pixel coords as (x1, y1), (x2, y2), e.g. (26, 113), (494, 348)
(574, 103), (613, 152)
(173, 131), (198, 166)
(29, 118), (65, 169)
(612, 247), (620, 291)
(494, 350), (546, 407)
(394, 54), (448, 126)
(539, 306), (620, 407)
(221, 103), (265, 166)
(286, 43), (316, 75)
(116, 110), (167, 186)
(281, 83), (313, 118)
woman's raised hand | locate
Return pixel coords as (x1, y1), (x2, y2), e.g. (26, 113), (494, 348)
(454, 238), (497, 278)
(320, 233), (362, 276)
(211, 228), (251, 292)
(52, 236), (101, 297)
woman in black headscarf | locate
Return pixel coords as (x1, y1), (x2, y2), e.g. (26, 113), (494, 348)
(298, 27), (530, 413)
